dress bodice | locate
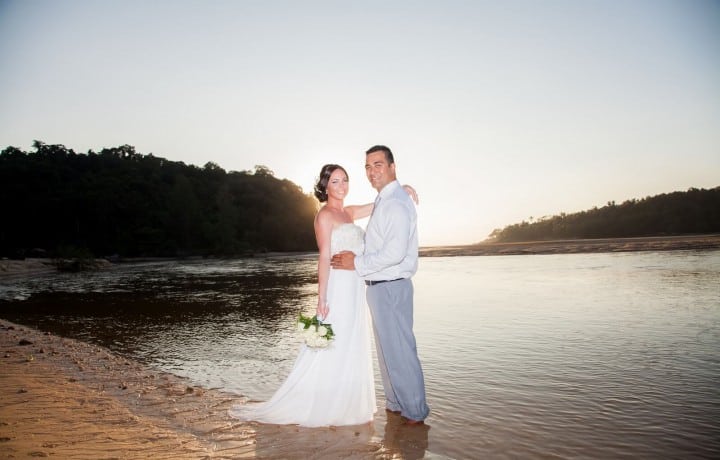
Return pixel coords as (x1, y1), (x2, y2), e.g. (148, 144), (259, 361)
(331, 223), (364, 256)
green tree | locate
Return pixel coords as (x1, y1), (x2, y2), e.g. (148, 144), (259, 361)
(489, 187), (720, 242)
(0, 142), (319, 258)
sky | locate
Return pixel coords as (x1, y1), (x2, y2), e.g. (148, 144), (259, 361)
(1, 0), (718, 246)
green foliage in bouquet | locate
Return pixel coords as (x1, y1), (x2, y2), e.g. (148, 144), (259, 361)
(297, 312), (335, 346)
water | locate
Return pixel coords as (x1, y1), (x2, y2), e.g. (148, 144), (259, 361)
(1, 251), (719, 459)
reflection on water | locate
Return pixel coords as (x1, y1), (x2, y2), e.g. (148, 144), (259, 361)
(1, 250), (719, 459)
(0, 257), (319, 396)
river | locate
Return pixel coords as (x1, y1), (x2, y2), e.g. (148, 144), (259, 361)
(1, 250), (718, 459)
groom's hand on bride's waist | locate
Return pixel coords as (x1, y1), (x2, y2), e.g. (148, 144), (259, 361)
(330, 251), (355, 270)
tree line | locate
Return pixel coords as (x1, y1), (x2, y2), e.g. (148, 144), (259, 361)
(0, 141), (319, 259)
(3, 141), (717, 257)
(488, 186), (720, 243)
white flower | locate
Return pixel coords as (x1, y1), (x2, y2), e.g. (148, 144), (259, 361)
(296, 313), (335, 349)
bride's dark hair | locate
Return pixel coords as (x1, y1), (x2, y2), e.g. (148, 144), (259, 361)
(314, 164), (348, 203)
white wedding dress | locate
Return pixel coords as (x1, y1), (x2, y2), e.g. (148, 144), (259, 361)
(229, 223), (376, 427)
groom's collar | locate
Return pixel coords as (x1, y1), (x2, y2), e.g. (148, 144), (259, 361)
(378, 180), (401, 199)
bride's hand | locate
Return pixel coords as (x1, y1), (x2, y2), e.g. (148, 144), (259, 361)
(403, 184), (419, 204)
(317, 300), (329, 321)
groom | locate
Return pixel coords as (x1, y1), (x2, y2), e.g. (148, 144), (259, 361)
(331, 145), (430, 425)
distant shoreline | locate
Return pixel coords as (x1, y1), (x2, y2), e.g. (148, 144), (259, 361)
(419, 234), (720, 257)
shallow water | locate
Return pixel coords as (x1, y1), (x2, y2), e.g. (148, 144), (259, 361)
(1, 250), (719, 459)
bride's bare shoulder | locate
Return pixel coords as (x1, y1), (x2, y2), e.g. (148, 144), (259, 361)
(315, 206), (343, 229)
(315, 206), (332, 222)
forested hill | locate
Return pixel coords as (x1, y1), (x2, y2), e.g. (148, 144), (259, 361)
(488, 186), (720, 243)
(0, 142), (319, 258)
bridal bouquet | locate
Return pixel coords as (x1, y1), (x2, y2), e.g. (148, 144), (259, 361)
(297, 313), (335, 348)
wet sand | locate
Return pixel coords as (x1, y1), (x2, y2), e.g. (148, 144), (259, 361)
(1, 319), (424, 459)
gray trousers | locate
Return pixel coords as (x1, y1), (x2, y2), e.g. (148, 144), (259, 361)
(367, 278), (430, 421)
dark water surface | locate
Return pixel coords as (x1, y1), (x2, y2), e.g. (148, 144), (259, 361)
(2, 250), (719, 459)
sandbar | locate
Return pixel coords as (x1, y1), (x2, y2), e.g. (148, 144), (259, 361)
(0, 319), (390, 459)
(420, 234), (720, 257)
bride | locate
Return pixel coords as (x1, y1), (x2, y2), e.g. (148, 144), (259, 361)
(229, 164), (416, 427)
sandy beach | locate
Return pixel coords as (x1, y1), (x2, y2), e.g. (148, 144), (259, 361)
(0, 319), (400, 459)
(419, 234), (720, 257)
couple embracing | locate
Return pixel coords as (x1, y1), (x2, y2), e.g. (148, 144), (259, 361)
(229, 145), (430, 427)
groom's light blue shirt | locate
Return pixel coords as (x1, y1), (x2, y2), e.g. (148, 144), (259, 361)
(354, 180), (418, 281)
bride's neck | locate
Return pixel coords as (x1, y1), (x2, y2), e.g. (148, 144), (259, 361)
(326, 198), (344, 211)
